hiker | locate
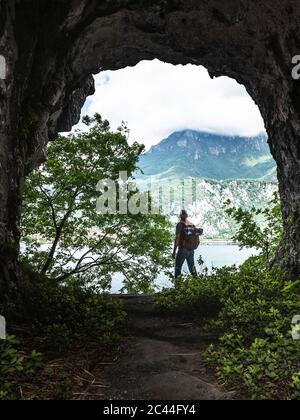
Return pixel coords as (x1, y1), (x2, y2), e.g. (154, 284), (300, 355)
(172, 210), (200, 278)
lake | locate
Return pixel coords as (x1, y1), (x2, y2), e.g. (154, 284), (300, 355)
(111, 243), (259, 293)
(22, 242), (258, 293)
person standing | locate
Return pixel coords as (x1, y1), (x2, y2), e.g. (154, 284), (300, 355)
(172, 210), (198, 278)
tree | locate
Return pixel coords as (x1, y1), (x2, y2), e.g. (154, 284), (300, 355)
(225, 193), (283, 266)
(21, 114), (172, 293)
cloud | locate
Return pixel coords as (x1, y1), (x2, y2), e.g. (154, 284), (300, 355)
(83, 59), (265, 150)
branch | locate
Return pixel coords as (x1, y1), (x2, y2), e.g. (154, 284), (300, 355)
(38, 185), (58, 231)
(40, 188), (81, 275)
(54, 246), (126, 282)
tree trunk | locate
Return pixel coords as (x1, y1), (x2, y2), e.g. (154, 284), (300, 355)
(0, 131), (23, 297)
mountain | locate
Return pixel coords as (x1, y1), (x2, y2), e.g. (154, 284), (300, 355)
(138, 130), (276, 181)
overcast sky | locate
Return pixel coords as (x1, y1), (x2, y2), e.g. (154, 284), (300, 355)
(82, 59), (265, 150)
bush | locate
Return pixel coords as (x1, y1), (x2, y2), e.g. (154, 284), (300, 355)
(204, 259), (300, 399)
(2, 273), (126, 353)
(155, 274), (224, 319)
(205, 330), (300, 400)
(0, 336), (42, 400)
(211, 258), (299, 338)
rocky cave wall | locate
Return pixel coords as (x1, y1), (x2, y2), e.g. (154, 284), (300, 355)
(1, 0), (300, 288)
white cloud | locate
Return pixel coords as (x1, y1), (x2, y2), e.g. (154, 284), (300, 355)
(83, 59), (265, 150)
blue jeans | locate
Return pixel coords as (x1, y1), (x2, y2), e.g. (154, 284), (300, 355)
(175, 248), (197, 278)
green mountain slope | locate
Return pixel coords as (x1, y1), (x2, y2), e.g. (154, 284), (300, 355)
(138, 130), (276, 181)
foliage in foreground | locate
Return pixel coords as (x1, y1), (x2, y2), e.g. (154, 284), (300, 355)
(0, 336), (42, 400)
(0, 272), (126, 400)
(2, 274), (126, 354)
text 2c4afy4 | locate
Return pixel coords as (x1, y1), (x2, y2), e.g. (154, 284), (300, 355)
(103, 404), (197, 418)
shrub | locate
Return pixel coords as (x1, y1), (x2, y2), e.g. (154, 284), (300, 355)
(205, 331), (300, 400)
(211, 258), (300, 339)
(0, 336), (42, 400)
(155, 273), (224, 319)
(2, 273), (126, 353)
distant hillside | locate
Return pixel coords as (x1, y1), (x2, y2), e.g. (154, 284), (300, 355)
(138, 130), (276, 181)
(135, 176), (277, 240)
(166, 179), (277, 240)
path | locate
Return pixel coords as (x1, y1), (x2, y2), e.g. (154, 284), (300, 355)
(98, 295), (231, 400)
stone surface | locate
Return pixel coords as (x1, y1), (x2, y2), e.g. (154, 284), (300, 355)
(0, 0), (300, 286)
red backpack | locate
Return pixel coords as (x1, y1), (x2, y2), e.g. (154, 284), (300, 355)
(182, 223), (201, 251)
